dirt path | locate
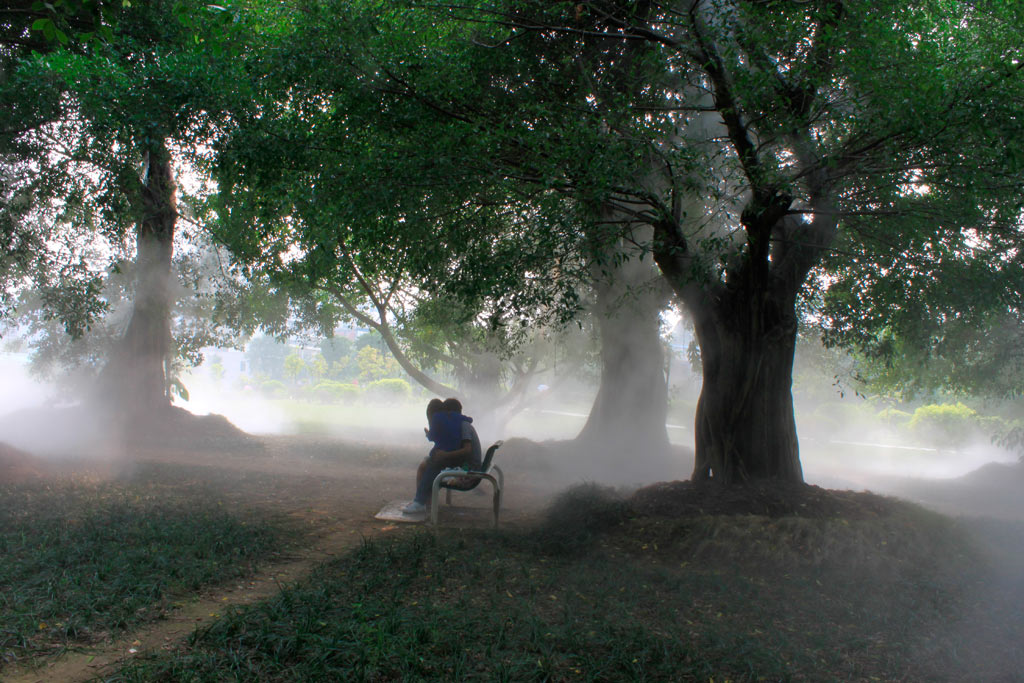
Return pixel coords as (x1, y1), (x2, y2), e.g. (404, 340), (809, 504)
(3, 524), (386, 683)
(2, 435), (552, 682)
(1, 437), (413, 682)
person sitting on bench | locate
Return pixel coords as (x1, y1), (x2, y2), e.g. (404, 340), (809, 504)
(403, 398), (481, 515)
(423, 397), (465, 456)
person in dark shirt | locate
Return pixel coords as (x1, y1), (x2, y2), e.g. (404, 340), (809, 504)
(424, 398), (466, 454)
(404, 398), (478, 514)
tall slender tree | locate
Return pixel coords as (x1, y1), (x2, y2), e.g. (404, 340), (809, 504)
(3, 1), (249, 412)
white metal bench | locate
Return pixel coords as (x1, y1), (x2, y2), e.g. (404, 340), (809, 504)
(430, 440), (503, 527)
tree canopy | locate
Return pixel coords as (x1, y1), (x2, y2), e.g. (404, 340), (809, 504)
(2, 0), (1022, 479)
(1, 0), (256, 407)
(205, 0), (1023, 480)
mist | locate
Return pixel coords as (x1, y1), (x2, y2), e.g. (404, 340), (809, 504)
(0, 352), (50, 413)
(2, 343), (1021, 522)
(191, 341), (1021, 510)
(0, 352), (114, 457)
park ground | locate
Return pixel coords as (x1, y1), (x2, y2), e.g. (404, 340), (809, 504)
(1, 410), (1023, 682)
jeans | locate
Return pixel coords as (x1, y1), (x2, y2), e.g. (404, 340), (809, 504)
(414, 453), (463, 504)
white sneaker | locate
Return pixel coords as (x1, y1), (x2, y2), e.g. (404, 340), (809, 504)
(403, 501), (426, 514)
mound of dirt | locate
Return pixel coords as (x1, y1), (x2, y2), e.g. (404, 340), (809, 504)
(122, 406), (265, 452)
(957, 460), (1024, 487)
(889, 459), (1024, 521)
(630, 479), (909, 520)
(0, 442), (49, 483)
(0, 404), (262, 456)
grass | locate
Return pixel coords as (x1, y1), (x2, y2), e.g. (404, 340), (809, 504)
(272, 400), (426, 438)
(0, 476), (288, 669)
(112, 485), (1024, 682)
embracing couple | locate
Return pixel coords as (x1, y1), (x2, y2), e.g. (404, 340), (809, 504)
(402, 397), (481, 515)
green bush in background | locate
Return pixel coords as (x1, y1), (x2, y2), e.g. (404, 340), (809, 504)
(311, 381), (361, 404)
(876, 406), (913, 429)
(365, 378), (411, 402)
(260, 379), (288, 399)
(908, 402), (982, 449)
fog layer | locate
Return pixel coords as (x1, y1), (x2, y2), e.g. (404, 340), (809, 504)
(1, 349), (1020, 522)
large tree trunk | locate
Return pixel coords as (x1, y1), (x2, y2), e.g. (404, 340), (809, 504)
(99, 140), (177, 411)
(576, 226), (674, 479)
(577, 286), (671, 452)
(690, 287), (803, 483)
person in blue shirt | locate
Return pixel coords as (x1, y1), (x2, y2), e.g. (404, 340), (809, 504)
(424, 398), (466, 455)
(404, 398), (479, 514)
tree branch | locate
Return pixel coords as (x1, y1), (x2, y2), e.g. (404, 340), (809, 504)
(323, 282), (458, 398)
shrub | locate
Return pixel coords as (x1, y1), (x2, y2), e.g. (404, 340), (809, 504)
(260, 379), (288, 399)
(908, 402), (980, 449)
(365, 378), (411, 402)
(876, 406), (913, 429)
(311, 381), (361, 404)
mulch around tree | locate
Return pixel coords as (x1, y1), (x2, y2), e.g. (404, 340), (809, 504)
(121, 405), (265, 452)
(0, 404), (264, 459)
(630, 479), (910, 520)
(0, 442), (49, 484)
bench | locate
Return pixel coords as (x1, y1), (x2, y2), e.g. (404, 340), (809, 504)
(430, 440), (504, 527)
